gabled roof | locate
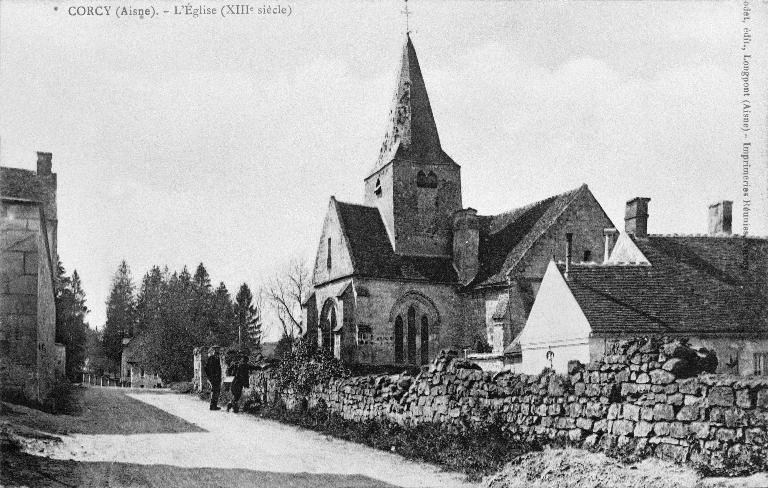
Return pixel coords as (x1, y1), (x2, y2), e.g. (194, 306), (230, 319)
(473, 184), (589, 287)
(334, 200), (458, 283)
(370, 35), (456, 176)
(564, 235), (768, 336)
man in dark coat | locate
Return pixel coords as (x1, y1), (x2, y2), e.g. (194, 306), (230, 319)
(227, 354), (259, 413)
(204, 346), (222, 410)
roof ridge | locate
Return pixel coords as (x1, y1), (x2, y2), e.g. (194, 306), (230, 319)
(482, 184), (586, 221)
(501, 184), (588, 275)
(648, 233), (768, 241)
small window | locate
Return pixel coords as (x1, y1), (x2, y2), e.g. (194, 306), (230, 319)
(327, 238), (332, 270)
(754, 353), (768, 375)
(374, 178), (382, 197)
(583, 250), (592, 262)
(416, 170), (428, 187)
(416, 170), (438, 189)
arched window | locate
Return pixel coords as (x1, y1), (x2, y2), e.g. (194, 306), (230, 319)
(416, 170), (428, 187)
(320, 299), (337, 352)
(426, 171), (438, 188)
(420, 316), (429, 365)
(394, 316), (404, 363)
(327, 238), (332, 270)
(407, 306), (417, 364)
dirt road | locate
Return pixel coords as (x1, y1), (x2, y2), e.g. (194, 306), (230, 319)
(22, 389), (475, 488)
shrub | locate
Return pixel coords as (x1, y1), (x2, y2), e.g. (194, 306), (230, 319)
(274, 337), (350, 395)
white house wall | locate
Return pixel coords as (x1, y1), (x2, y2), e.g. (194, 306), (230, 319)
(519, 260), (592, 374)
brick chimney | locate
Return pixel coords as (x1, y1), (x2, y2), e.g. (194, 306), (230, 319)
(625, 197), (651, 238)
(603, 227), (619, 262)
(708, 201), (732, 235)
(452, 208), (479, 285)
(37, 151), (52, 175)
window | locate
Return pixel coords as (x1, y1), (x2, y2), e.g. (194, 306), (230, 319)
(407, 306), (417, 364)
(374, 178), (382, 197)
(420, 316), (429, 364)
(583, 250), (592, 262)
(416, 170), (438, 189)
(326, 238), (332, 270)
(754, 353), (768, 375)
(394, 316), (404, 363)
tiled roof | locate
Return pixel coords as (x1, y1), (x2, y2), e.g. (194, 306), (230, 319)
(565, 235), (768, 336)
(1, 167), (44, 201)
(335, 200), (458, 283)
(473, 185), (587, 287)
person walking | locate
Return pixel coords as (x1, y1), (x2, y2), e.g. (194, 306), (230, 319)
(204, 346), (222, 411)
(227, 354), (259, 413)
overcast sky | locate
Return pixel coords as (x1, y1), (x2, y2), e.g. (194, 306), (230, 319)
(1, 0), (766, 339)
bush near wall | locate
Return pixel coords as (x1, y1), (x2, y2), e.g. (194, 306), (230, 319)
(247, 337), (768, 476)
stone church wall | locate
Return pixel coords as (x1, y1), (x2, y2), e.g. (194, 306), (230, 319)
(0, 201), (56, 402)
(249, 337), (768, 473)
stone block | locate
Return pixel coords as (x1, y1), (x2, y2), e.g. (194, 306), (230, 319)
(593, 419), (608, 433)
(634, 421), (654, 437)
(690, 422), (711, 439)
(676, 405), (699, 422)
(735, 389), (752, 409)
(622, 404), (640, 421)
(641, 406), (654, 421)
(8, 275), (37, 295)
(670, 422), (689, 439)
(653, 403), (675, 421)
(576, 417), (593, 430)
(574, 382), (585, 396)
(715, 428), (737, 442)
(756, 389), (768, 409)
(23, 252), (38, 275)
(654, 422), (670, 436)
(607, 403), (621, 420)
(568, 428), (583, 442)
(636, 373), (650, 384)
(708, 386), (735, 407)
(723, 408), (745, 428)
(655, 443), (689, 463)
(650, 369), (675, 385)
(612, 419), (635, 436)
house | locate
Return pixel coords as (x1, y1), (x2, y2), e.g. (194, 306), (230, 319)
(0, 152), (62, 401)
(120, 337), (163, 388)
(519, 198), (768, 375)
(302, 35), (615, 366)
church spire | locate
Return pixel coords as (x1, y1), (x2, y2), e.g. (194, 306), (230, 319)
(373, 34), (446, 173)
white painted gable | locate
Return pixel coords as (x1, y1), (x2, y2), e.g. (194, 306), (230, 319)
(518, 260), (592, 373)
(312, 198), (355, 286)
(606, 233), (650, 264)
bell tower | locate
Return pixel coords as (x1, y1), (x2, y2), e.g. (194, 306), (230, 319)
(364, 35), (462, 257)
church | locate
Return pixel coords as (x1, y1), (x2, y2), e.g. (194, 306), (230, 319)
(302, 34), (615, 367)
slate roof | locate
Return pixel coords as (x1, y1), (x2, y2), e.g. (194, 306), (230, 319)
(472, 184), (588, 287)
(334, 200), (458, 283)
(371, 34), (456, 176)
(564, 235), (768, 336)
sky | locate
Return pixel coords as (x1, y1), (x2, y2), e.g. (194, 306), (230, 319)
(1, 0), (766, 340)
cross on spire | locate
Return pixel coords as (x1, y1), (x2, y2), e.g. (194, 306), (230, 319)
(401, 0), (412, 35)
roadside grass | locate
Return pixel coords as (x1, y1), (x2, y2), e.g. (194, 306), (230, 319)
(252, 398), (540, 481)
(1, 386), (204, 435)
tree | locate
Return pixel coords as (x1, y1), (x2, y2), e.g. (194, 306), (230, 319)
(264, 259), (310, 340)
(211, 282), (237, 345)
(55, 262), (89, 380)
(103, 260), (135, 372)
(84, 326), (107, 375)
(234, 283), (260, 349)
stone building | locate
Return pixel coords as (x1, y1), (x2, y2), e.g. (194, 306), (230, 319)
(519, 199), (768, 375)
(0, 152), (61, 401)
(303, 35), (614, 366)
(120, 337), (163, 388)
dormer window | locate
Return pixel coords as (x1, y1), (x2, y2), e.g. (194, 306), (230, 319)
(417, 170), (437, 188)
(327, 237), (332, 270)
(374, 178), (382, 197)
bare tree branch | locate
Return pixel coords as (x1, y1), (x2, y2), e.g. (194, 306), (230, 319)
(265, 259), (310, 339)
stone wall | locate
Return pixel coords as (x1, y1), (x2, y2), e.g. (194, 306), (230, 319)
(249, 337), (768, 473)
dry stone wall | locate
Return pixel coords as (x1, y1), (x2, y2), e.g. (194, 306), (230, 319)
(249, 338), (768, 473)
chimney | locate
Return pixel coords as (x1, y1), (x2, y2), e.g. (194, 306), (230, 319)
(37, 151), (52, 175)
(708, 201), (732, 235)
(625, 197), (651, 238)
(452, 208), (479, 285)
(603, 228), (619, 262)
(565, 232), (573, 275)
